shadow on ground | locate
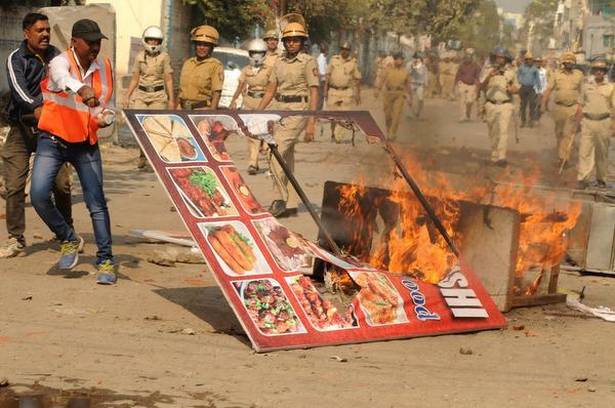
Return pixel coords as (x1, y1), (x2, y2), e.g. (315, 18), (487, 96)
(153, 286), (248, 344)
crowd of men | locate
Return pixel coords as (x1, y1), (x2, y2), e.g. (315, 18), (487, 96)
(1, 10), (611, 286)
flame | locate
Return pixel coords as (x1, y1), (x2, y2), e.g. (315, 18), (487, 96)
(337, 154), (581, 295)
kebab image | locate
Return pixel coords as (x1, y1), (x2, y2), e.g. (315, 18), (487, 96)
(207, 224), (257, 274)
(197, 119), (232, 161)
(169, 167), (233, 217)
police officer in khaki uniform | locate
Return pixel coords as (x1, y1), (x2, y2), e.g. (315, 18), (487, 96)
(541, 52), (584, 165)
(480, 47), (519, 166)
(263, 29), (280, 67)
(178, 25), (224, 110)
(229, 38), (271, 175)
(257, 21), (319, 218)
(375, 52), (411, 140)
(325, 41), (362, 143)
(575, 59), (613, 189)
(124, 25), (175, 168)
(439, 53), (457, 100)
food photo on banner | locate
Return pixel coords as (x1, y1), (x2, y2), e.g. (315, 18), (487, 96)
(123, 109), (506, 352)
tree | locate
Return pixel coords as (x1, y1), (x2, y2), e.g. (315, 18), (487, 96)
(521, 0), (558, 54)
(454, 0), (501, 54)
(184, 0), (272, 41)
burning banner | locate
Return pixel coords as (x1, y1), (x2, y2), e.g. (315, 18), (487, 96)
(124, 110), (506, 351)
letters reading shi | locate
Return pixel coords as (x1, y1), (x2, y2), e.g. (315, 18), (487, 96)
(438, 266), (489, 318)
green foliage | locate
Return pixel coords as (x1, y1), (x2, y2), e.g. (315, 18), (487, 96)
(361, 0), (481, 41)
(454, 0), (502, 54)
(184, 0), (273, 40)
(521, 0), (558, 53)
(185, 0), (498, 48)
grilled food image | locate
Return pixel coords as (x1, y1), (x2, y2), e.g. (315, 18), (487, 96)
(289, 276), (355, 331)
(207, 225), (257, 274)
(241, 279), (302, 335)
(355, 272), (405, 325)
(197, 119), (231, 161)
(169, 167), (234, 217)
(254, 218), (312, 272)
(142, 116), (196, 162)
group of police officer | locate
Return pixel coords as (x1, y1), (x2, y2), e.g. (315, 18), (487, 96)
(126, 22), (610, 222)
(482, 47), (612, 189)
(126, 21), (364, 217)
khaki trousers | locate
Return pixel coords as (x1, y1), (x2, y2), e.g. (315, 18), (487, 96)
(2, 125), (72, 242)
(458, 82), (477, 120)
(327, 88), (354, 142)
(426, 74), (439, 97)
(577, 117), (611, 182)
(383, 92), (405, 140)
(242, 95), (264, 168)
(270, 101), (307, 208)
(485, 102), (514, 161)
(440, 74), (456, 100)
(551, 104), (578, 161)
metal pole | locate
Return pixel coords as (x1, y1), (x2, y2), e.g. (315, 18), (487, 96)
(382, 141), (460, 256)
(233, 115), (343, 256)
(267, 142), (343, 256)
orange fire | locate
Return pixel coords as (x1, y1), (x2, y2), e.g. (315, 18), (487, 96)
(337, 155), (581, 295)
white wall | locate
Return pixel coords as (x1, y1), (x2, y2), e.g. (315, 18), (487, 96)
(86, 0), (164, 78)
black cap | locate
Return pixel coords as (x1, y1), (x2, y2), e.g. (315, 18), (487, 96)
(72, 19), (108, 41)
(393, 52), (404, 60)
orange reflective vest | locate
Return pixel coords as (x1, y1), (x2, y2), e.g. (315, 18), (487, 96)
(38, 49), (113, 145)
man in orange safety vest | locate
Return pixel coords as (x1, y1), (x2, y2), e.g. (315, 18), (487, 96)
(30, 19), (118, 284)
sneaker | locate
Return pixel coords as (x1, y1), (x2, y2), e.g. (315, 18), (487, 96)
(96, 260), (117, 285)
(58, 240), (80, 270)
(51, 234), (85, 253)
(0, 237), (26, 258)
(247, 165), (258, 175)
(594, 180), (608, 189)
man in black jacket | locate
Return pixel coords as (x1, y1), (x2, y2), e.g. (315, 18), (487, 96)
(1, 12), (75, 258)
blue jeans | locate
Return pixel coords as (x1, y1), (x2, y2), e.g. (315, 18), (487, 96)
(31, 132), (112, 263)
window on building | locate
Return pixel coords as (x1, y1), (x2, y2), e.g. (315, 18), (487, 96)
(603, 34), (614, 48)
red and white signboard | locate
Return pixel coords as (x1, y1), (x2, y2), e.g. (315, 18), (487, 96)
(124, 110), (506, 352)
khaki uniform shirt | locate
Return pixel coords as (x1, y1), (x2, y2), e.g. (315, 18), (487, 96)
(549, 69), (584, 106)
(327, 54), (362, 89)
(581, 79), (615, 115)
(382, 66), (409, 93)
(239, 64), (272, 109)
(264, 49), (280, 68)
(178, 56), (224, 103)
(269, 52), (319, 107)
(439, 61), (456, 76)
(484, 65), (518, 103)
(132, 51), (173, 102)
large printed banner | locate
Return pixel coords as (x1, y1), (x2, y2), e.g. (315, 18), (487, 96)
(124, 110), (506, 351)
